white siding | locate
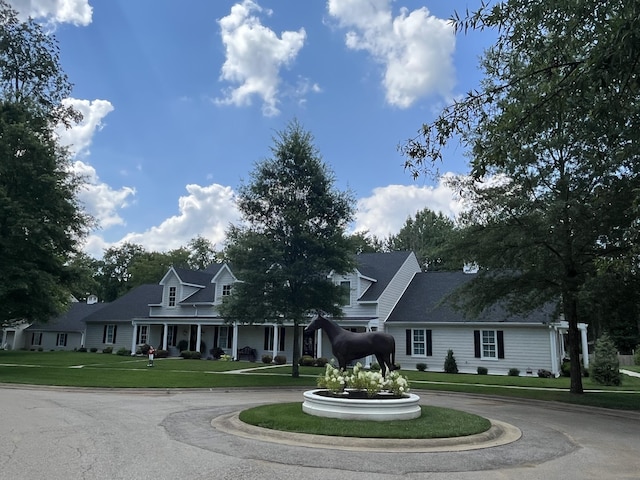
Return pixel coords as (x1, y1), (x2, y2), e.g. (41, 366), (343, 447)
(388, 324), (553, 375)
(214, 269), (237, 302)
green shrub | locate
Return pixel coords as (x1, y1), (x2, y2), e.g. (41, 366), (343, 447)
(634, 347), (640, 366)
(139, 344), (150, 355)
(416, 363), (427, 372)
(370, 362), (380, 371)
(155, 349), (168, 358)
(444, 350), (458, 374)
(591, 333), (622, 386)
(116, 347), (130, 356)
(78, 347), (87, 353)
(102, 346), (113, 354)
(477, 366), (488, 375)
(314, 357), (328, 367)
(190, 351), (201, 360)
(508, 368), (520, 376)
(90, 347), (98, 353)
(177, 340), (188, 352)
(262, 354), (273, 364)
(181, 350), (201, 359)
(273, 355), (287, 365)
(299, 355), (315, 366)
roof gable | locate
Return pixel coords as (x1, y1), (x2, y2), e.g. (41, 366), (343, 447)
(355, 251), (414, 301)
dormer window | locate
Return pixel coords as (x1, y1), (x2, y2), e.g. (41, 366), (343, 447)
(168, 286), (176, 307)
(340, 281), (351, 306)
(222, 284), (232, 296)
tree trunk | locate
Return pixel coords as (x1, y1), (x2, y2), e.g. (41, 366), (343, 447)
(291, 322), (300, 378)
(563, 293), (584, 394)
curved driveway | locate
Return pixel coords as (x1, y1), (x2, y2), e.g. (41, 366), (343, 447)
(1, 385), (638, 480)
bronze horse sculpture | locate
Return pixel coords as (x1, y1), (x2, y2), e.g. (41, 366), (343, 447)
(304, 315), (397, 377)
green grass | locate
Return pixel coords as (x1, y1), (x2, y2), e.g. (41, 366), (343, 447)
(239, 403), (491, 438)
(1, 351), (639, 411)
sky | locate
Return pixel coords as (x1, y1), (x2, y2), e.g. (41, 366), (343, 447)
(9, 0), (495, 258)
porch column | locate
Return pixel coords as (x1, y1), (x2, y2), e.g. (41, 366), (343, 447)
(580, 324), (589, 368)
(272, 324), (279, 359)
(549, 326), (559, 376)
(131, 323), (138, 354)
(162, 323), (168, 350)
(196, 324), (202, 353)
(232, 322), (239, 360)
(316, 329), (323, 359)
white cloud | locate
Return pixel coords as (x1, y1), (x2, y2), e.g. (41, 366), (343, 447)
(116, 184), (240, 253)
(216, 0), (306, 116)
(327, 0), (455, 107)
(353, 177), (462, 238)
(55, 98), (136, 234)
(56, 98), (114, 158)
(9, 0), (92, 26)
(73, 160), (136, 230)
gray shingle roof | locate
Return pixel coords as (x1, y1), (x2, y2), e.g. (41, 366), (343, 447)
(173, 267), (213, 286)
(26, 302), (109, 332)
(387, 271), (553, 324)
(356, 251), (413, 302)
(84, 284), (163, 323)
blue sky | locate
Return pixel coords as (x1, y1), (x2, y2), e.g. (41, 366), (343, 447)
(11, 0), (494, 258)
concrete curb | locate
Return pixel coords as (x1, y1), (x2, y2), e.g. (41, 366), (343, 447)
(210, 411), (522, 452)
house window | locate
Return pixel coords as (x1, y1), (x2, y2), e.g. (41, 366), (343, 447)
(56, 333), (67, 347)
(166, 325), (177, 347)
(168, 286), (177, 307)
(474, 329), (504, 359)
(222, 284), (232, 296)
(31, 332), (42, 346)
(136, 325), (149, 345)
(103, 324), (117, 344)
(340, 281), (351, 306)
(405, 329), (432, 356)
(482, 330), (497, 358)
(217, 326), (229, 349)
(264, 326), (286, 351)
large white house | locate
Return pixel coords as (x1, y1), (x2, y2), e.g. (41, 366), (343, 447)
(10, 251), (588, 375)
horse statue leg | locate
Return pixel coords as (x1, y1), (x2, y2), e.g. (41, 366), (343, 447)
(375, 353), (387, 377)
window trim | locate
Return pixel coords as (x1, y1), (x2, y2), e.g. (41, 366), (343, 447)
(405, 328), (432, 357)
(339, 281), (351, 306)
(168, 286), (177, 307)
(56, 333), (68, 347)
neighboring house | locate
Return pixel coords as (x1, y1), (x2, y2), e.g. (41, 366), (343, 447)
(23, 298), (108, 351)
(76, 251), (587, 375)
(386, 271), (588, 376)
(1, 320), (30, 351)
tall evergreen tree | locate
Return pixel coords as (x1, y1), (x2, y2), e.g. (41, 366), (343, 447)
(400, 1), (640, 394)
(221, 120), (355, 377)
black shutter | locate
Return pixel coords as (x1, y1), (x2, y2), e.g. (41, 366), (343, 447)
(474, 330), (481, 358)
(264, 327), (270, 350)
(64, 334), (68, 347)
(405, 329), (412, 355)
(279, 327), (285, 351)
(227, 326), (233, 349)
(113, 325), (117, 343)
(213, 326), (219, 349)
(102, 325), (107, 343)
(497, 330), (505, 359)
(426, 329), (433, 356)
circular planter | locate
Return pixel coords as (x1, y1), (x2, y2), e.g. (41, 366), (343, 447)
(302, 389), (421, 421)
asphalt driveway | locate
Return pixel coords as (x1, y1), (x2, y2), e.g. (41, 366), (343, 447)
(0, 385), (638, 479)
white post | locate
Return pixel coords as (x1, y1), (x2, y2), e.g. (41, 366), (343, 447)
(131, 323), (138, 354)
(316, 329), (323, 359)
(549, 326), (559, 376)
(232, 322), (239, 360)
(196, 324), (202, 354)
(162, 323), (168, 350)
(272, 324), (279, 359)
(580, 324), (589, 369)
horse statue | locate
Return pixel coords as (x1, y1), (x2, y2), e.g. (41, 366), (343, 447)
(304, 315), (397, 377)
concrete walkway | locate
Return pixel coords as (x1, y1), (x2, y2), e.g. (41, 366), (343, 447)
(1, 384), (639, 480)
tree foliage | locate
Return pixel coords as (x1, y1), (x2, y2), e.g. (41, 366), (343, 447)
(0, 1), (89, 325)
(386, 208), (456, 271)
(220, 120), (355, 377)
(591, 333), (622, 387)
(401, 1), (640, 394)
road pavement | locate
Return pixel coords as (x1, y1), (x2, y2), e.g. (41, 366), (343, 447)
(0, 385), (638, 479)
